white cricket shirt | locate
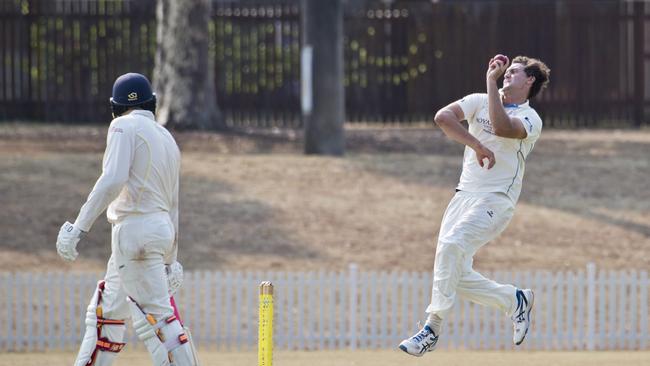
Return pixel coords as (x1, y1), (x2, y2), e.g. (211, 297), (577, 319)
(74, 110), (180, 234)
(455, 93), (542, 203)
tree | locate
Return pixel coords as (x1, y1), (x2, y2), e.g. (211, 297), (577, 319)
(301, 0), (345, 155)
(154, 0), (224, 130)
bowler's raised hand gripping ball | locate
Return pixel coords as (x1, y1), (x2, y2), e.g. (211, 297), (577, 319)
(493, 54), (509, 67)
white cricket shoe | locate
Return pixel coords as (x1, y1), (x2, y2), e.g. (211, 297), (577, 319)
(512, 288), (534, 345)
(398, 324), (439, 357)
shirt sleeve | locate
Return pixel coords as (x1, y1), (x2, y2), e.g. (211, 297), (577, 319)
(519, 112), (543, 142)
(74, 119), (135, 232)
(165, 175), (180, 264)
(455, 93), (485, 123)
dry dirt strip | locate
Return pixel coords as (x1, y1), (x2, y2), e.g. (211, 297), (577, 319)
(1, 350), (649, 366)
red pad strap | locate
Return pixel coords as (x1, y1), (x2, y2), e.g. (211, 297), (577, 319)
(96, 281), (106, 305)
(97, 318), (125, 326)
(96, 338), (126, 353)
(178, 333), (188, 344)
(165, 315), (177, 324)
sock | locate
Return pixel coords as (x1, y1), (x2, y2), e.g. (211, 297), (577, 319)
(425, 313), (442, 335)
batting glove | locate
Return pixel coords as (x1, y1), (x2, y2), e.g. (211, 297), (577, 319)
(56, 221), (84, 261)
(166, 260), (184, 295)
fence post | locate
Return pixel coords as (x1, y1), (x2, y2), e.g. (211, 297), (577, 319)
(586, 263), (596, 351)
(639, 271), (650, 350)
(348, 263), (358, 350)
(16, 273), (23, 351)
(5, 273), (13, 351)
(26, 272), (33, 351)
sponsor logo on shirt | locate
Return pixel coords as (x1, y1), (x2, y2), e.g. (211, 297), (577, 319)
(476, 117), (495, 135)
(110, 127), (124, 133)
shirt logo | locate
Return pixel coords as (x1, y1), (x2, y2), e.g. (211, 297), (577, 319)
(127, 92), (138, 101)
(110, 127), (123, 133)
(487, 210), (494, 218)
(476, 117), (495, 135)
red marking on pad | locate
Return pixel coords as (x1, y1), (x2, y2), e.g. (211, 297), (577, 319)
(170, 296), (183, 326)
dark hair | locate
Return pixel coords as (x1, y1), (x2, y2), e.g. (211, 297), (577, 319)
(111, 98), (156, 118)
(512, 56), (550, 99)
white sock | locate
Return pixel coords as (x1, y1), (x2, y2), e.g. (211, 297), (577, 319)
(425, 313), (442, 334)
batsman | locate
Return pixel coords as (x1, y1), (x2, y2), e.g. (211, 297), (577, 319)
(56, 73), (199, 366)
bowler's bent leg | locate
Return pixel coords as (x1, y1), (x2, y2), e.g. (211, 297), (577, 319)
(456, 269), (517, 314)
(425, 240), (466, 320)
(426, 192), (515, 321)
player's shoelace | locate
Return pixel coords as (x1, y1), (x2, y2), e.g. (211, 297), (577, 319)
(412, 324), (436, 343)
(413, 325), (438, 354)
(413, 329), (430, 342)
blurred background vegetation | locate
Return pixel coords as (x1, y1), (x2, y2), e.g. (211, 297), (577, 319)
(0, 0), (648, 128)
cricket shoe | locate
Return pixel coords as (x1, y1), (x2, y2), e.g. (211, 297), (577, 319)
(398, 323), (439, 357)
(512, 288), (534, 345)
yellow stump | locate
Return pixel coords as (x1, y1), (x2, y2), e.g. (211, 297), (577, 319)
(258, 281), (274, 366)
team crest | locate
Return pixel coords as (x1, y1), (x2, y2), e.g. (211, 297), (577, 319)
(127, 92), (138, 101)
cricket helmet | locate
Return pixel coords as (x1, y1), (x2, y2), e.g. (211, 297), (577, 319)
(109, 73), (156, 117)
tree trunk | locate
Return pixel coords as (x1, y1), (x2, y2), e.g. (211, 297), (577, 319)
(154, 0), (224, 130)
(302, 0), (345, 155)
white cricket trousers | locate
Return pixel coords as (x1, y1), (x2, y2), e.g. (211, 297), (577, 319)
(74, 212), (176, 365)
(426, 191), (518, 319)
(107, 211), (175, 317)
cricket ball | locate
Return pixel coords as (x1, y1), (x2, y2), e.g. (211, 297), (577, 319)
(493, 54), (508, 66)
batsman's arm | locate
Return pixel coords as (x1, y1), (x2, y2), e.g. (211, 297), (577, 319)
(74, 120), (135, 232)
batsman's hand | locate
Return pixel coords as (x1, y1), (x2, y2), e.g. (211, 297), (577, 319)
(56, 221), (85, 261)
(473, 143), (496, 169)
(166, 261), (184, 295)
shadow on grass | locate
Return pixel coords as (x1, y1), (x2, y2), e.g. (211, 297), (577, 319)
(0, 155), (323, 269)
(349, 134), (650, 239)
(178, 174), (323, 269)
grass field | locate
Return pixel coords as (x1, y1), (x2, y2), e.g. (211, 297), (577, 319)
(1, 124), (649, 274)
(2, 350), (650, 366)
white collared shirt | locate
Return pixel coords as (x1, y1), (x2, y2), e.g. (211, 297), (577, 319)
(455, 93), (543, 203)
(75, 110), (180, 235)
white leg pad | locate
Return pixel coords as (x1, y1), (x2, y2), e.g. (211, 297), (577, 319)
(75, 281), (126, 366)
(128, 297), (198, 366)
(182, 326), (201, 366)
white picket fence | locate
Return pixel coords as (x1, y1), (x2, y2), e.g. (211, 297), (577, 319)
(1, 264), (648, 352)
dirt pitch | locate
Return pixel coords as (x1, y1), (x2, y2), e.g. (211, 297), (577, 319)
(1, 123), (649, 273)
(1, 350), (649, 366)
